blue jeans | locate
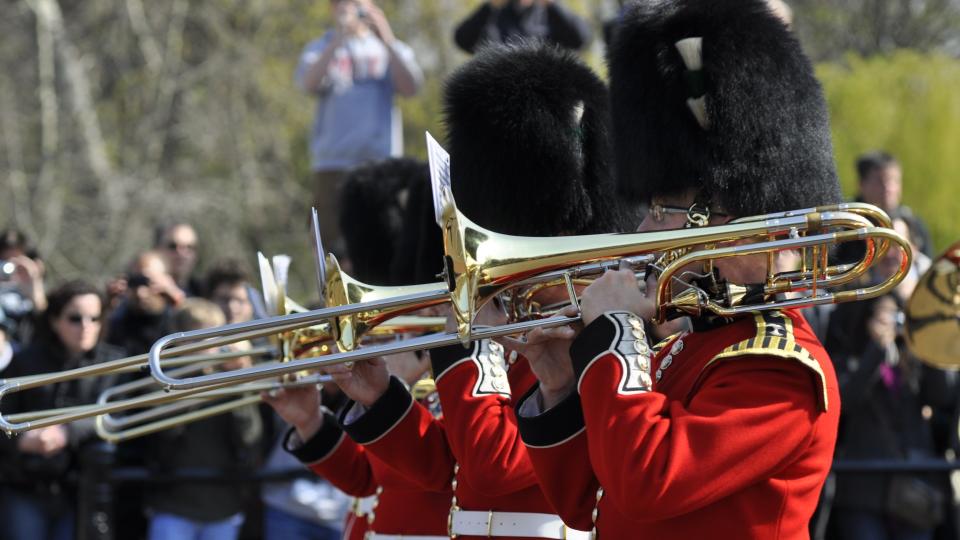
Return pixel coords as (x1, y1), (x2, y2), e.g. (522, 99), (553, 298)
(148, 512), (244, 540)
(263, 506), (341, 540)
(0, 489), (73, 540)
(836, 509), (934, 540)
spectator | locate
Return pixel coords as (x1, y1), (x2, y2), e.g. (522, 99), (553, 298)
(829, 293), (952, 540)
(0, 229), (47, 342)
(143, 298), (262, 540)
(454, 0), (592, 54)
(155, 222), (202, 297)
(104, 251), (183, 356)
(205, 260), (266, 324)
(296, 0), (423, 252)
(857, 151), (933, 257)
(0, 280), (124, 540)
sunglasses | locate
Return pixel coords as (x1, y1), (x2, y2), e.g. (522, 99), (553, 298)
(65, 313), (102, 325)
(165, 241), (196, 252)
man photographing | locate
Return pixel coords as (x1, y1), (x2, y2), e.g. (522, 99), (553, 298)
(296, 0), (423, 252)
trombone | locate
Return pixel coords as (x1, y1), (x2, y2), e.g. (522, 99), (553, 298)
(146, 197), (911, 391)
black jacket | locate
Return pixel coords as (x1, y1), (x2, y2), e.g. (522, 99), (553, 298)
(832, 336), (953, 512)
(0, 340), (125, 493)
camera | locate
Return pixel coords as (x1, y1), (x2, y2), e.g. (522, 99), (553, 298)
(0, 260), (14, 281)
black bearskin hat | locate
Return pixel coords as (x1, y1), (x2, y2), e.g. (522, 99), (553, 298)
(338, 158), (429, 285)
(609, 0), (841, 217)
(445, 41), (633, 236)
(390, 178), (446, 285)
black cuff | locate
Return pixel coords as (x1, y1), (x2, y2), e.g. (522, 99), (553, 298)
(430, 341), (479, 379)
(283, 410), (343, 464)
(569, 314), (620, 381)
(516, 384), (585, 448)
(339, 376), (413, 445)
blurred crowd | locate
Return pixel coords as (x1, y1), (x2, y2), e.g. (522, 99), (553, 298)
(0, 1), (954, 540)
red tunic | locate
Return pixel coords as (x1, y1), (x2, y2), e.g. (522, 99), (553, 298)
(284, 406), (452, 537)
(342, 340), (572, 539)
(517, 309), (840, 539)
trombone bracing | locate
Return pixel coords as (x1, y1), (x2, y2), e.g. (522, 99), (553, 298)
(145, 199), (910, 391)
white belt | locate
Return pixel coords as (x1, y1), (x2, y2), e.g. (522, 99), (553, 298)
(449, 510), (592, 539)
(353, 495), (378, 516)
(367, 535), (448, 540)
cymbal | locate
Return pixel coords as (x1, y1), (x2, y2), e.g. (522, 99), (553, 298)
(905, 241), (960, 369)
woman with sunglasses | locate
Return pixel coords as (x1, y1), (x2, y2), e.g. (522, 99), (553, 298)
(0, 280), (125, 540)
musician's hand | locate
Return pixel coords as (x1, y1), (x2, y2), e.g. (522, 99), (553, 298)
(499, 305), (579, 409)
(261, 384), (324, 441)
(444, 300), (507, 335)
(324, 357), (390, 408)
(383, 351), (429, 386)
(580, 262), (655, 326)
(17, 430), (47, 455)
(18, 426), (69, 456)
(38, 425), (68, 456)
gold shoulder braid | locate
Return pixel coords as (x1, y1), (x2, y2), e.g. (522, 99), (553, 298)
(705, 311), (829, 411)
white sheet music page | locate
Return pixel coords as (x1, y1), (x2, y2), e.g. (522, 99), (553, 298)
(426, 131), (453, 226)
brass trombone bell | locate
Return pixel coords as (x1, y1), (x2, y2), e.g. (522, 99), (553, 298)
(323, 254), (449, 352)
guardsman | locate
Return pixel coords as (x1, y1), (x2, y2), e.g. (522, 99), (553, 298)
(265, 158), (453, 540)
(513, 1), (844, 538)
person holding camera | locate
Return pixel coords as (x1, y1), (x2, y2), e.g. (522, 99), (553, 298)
(453, 0), (592, 54)
(827, 292), (953, 540)
(296, 0), (422, 253)
(0, 229), (48, 343)
(104, 250), (184, 357)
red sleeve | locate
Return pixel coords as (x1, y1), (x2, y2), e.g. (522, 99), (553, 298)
(516, 386), (600, 530)
(283, 412), (378, 497)
(570, 312), (823, 521)
(429, 340), (539, 497)
(340, 375), (456, 492)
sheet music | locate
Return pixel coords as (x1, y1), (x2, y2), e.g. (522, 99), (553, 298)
(426, 131), (453, 225)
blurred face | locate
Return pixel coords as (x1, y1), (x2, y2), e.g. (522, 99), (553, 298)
(871, 295), (900, 332)
(162, 225), (198, 281)
(52, 294), (102, 357)
(128, 255), (171, 314)
(332, 0), (362, 29)
(859, 164), (902, 212)
(211, 283), (254, 324)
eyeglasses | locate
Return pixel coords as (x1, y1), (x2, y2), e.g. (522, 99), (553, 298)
(648, 203), (694, 223)
(647, 203), (729, 224)
(165, 241), (196, 252)
(65, 313), (102, 325)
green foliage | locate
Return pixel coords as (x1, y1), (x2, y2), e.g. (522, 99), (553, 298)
(817, 51), (960, 253)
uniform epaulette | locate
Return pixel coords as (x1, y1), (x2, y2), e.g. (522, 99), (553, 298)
(705, 311), (829, 411)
